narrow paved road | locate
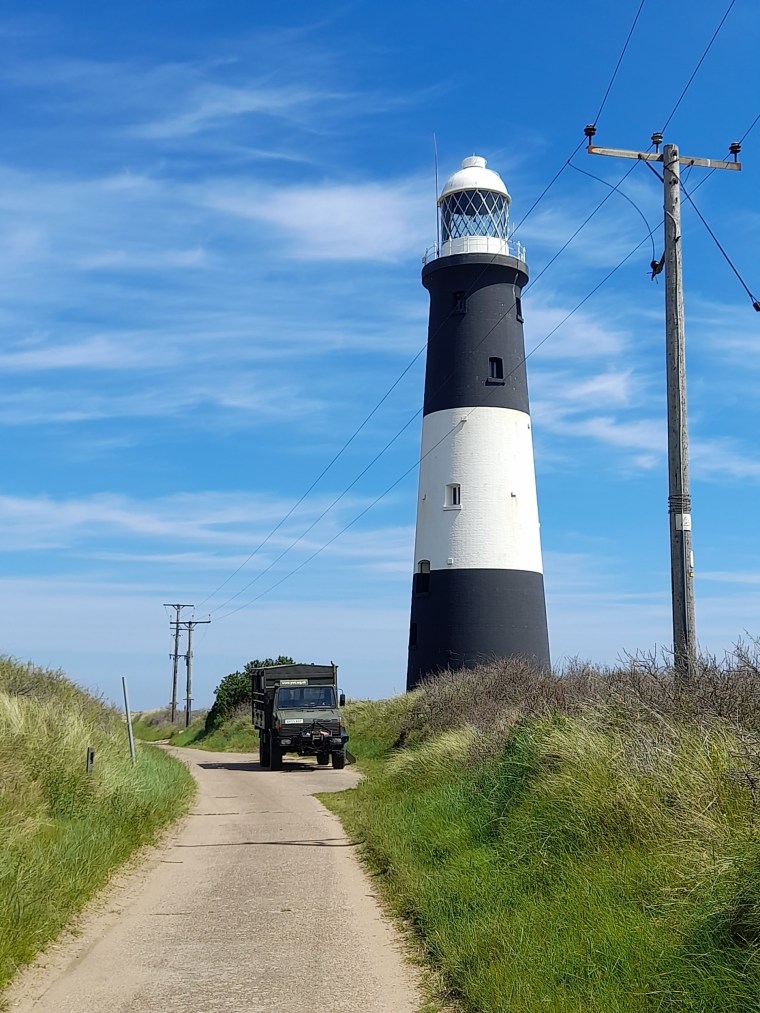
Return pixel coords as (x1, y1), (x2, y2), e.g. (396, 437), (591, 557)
(7, 747), (422, 1012)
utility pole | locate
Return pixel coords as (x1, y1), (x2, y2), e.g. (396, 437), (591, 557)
(181, 618), (211, 727)
(584, 127), (741, 685)
(164, 603), (194, 723)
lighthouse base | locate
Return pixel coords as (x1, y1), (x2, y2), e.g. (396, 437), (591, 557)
(406, 568), (550, 690)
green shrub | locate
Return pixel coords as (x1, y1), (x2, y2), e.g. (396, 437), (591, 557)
(204, 656), (294, 732)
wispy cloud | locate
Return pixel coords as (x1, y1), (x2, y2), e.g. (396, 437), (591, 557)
(525, 302), (630, 360)
(134, 82), (336, 139)
(692, 437), (760, 481)
(200, 178), (430, 261)
(0, 336), (172, 372)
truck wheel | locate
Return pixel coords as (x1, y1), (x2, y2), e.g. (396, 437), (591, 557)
(331, 749), (346, 770)
(270, 739), (283, 771)
(316, 753), (330, 766)
(259, 731), (270, 768)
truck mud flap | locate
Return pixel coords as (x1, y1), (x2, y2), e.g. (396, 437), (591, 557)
(346, 749), (357, 765)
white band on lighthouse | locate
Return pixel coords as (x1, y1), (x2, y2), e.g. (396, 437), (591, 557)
(413, 406), (543, 574)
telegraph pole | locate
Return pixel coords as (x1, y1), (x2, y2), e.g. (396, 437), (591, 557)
(181, 618), (211, 727)
(164, 603), (194, 723)
(585, 128), (741, 685)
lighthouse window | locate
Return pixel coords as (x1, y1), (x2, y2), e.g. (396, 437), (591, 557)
(452, 291), (467, 314)
(445, 483), (461, 508)
(516, 296), (524, 322)
(488, 356), (504, 380)
(409, 623), (418, 648)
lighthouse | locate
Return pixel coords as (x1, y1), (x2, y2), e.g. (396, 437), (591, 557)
(406, 155), (550, 690)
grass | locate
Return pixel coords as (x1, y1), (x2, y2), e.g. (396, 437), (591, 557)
(324, 648), (760, 1012)
(170, 715), (259, 752)
(132, 707), (259, 753)
(0, 657), (196, 991)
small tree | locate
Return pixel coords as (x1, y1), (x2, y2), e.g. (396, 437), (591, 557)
(205, 656), (295, 731)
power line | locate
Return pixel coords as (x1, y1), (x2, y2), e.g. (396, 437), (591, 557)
(194, 347), (425, 609)
(211, 231), (652, 624)
(195, 148), (581, 612)
(591, 0), (647, 128)
(209, 153), (656, 615)
(207, 64), (745, 621)
(510, 138), (585, 236)
(661, 0), (736, 134)
(680, 178), (760, 310)
(513, 0), (648, 236)
(189, 9), (654, 614)
(688, 110), (760, 198)
(566, 159), (657, 263)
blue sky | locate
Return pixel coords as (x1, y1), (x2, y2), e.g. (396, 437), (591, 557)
(0, 1), (758, 709)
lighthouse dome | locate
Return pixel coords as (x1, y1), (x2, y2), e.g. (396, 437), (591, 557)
(435, 155), (522, 261)
(439, 155), (511, 203)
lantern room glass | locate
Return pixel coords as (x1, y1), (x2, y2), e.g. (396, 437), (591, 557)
(440, 189), (510, 244)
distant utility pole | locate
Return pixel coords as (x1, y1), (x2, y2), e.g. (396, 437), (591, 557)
(181, 619), (211, 728)
(585, 127), (742, 685)
(164, 603), (194, 723)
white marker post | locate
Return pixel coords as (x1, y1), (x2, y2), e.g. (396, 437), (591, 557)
(122, 676), (137, 764)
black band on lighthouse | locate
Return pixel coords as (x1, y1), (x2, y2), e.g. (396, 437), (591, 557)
(407, 568), (551, 687)
(422, 253), (530, 417)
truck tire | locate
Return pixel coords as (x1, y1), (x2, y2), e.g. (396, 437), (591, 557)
(270, 738), (283, 771)
(331, 749), (346, 770)
(259, 731), (270, 768)
(316, 753), (330, 766)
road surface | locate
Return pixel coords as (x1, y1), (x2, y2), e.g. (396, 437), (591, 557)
(7, 747), (423, 1012)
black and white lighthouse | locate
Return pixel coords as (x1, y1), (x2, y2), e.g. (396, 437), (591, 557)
(406, 155), (550, 690)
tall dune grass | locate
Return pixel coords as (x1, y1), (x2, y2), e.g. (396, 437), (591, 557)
(0, 657), (195, 990)
(326, 644), (760, 1012)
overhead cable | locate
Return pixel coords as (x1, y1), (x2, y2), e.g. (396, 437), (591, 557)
(680, 179), (760, 310)
(661, 0), (736, 133)
(213, 232), (651, 623)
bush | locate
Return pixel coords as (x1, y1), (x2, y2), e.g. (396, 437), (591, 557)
(204, 656), (294, 732)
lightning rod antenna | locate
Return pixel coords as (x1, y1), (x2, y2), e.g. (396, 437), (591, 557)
(433, 132), (440, 254)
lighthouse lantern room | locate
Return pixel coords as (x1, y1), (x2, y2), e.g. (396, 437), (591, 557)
(407, 155), (550, 690)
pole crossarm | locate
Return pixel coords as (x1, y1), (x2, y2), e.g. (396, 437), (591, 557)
(587, 145), (741, 171)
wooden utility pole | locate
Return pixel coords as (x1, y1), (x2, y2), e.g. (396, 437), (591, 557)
(164, 603), (193, 723)
(585, 128), (741, 685)
(181, 618), (211, 727)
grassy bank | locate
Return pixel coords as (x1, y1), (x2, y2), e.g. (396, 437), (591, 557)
(132, 708), (258, 752)
(0, 658), (196, 990)
(325, 649), (760, 1012)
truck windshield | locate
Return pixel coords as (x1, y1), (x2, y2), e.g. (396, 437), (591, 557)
(276, 686), (336, 709)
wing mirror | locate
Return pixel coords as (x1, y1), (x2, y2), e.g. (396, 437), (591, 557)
(339, 692), (346, 707)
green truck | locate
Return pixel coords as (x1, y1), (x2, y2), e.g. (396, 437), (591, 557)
(251, 663), (349, 770)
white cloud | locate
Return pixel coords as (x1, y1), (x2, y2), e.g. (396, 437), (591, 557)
(200, 179), (431, 262)
(0, 490), (405, 556)
(134, 82), (332, 139)
(692, 437), (760, 481)
(699, 571), (760, 585)
(525, 302), (628, 359)
(0, 335), (171, 371)
(76, 247), (207, 270)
